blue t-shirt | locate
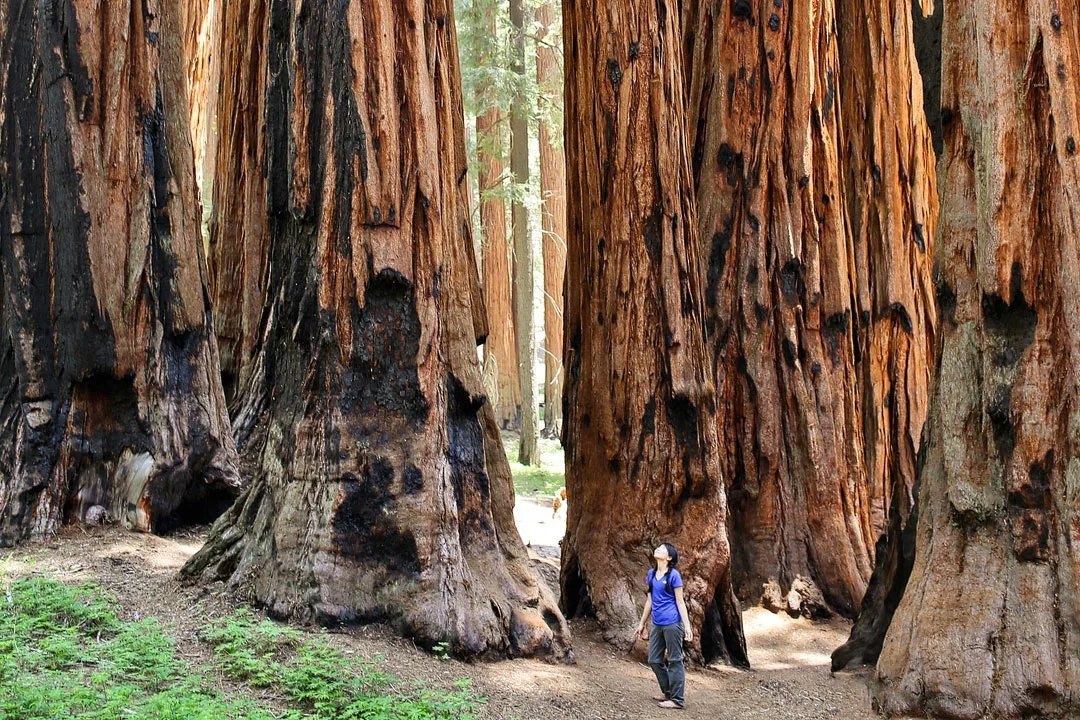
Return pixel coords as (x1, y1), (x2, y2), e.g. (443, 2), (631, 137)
(647, 567), (683, 626)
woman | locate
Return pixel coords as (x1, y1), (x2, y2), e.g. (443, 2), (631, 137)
(635, 543), (692, 710)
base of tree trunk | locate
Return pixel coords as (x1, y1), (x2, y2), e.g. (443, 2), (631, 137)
(870, 405), (1080, 718)
(702, 575), (751, 669)
(832, 477), (920, 672)
(0, 333), (240, 547)
(182, 401), (572, 662)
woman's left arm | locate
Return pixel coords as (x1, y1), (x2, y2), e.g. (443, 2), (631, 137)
(673, 587), (694, 643)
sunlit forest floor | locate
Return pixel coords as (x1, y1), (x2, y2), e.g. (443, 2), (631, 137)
(504, 431), (566, 498)
(1, 522), (880, 719)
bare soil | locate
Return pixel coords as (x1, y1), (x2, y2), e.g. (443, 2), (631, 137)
(1, 522), (881, 720)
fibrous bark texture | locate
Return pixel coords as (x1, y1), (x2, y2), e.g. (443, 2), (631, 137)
(561, 0), (748, 667)
(0, 0), (240, 545)
(683, 0), (937, 617)
(182, 0), (569, 661)
(535, 1), (566, 438)
(204, 0), (270, 401)
(182, 0), (219, 202)
(829, 0), (941, 669)
(509, 0), (538, 466)
(872, 3), (1080, 717)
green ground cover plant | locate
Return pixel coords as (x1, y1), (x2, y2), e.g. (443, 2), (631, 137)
(0, 577), (481, 720)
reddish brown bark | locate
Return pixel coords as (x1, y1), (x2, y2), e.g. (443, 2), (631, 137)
(869, 2), (1080, 716)
(0, 0), (239, 544)
(535, 1), (566, 438)
(182, 0), (218, 204)
(838, 0), (938, 545)
(683, 0), (937, 617)
(204, 0), (270, 400)
(183, 0), (568, 661)
(832, 0), (942, 669)
(561, 0), (747, 666)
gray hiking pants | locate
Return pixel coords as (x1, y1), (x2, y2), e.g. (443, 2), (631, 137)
(648, 622), (685, 705)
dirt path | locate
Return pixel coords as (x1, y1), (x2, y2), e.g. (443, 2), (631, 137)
(513, 495), (566, 549)
(0, 528), (880, 720)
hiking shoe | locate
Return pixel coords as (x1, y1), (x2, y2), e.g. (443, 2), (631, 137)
(658, 700), (684, 710)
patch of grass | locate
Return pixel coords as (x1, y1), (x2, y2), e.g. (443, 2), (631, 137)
(201, 609), (481, 720)
(503, 432), (565, 496)
(508, 462), (565, 496)
(0, 578), (482, 720)
(0, 576), (273, 720)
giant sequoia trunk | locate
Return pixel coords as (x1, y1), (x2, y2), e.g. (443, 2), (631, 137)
(203, 0), (269, 401)
(866, 3), (1080, 717)
(561, 0), (747, 667)
(682, 0), (937, 617)
(831, 0), (941, 670)
(535, 1), (566, 438)
(0, 0), (239, 546)
(182, 0), (570, 661)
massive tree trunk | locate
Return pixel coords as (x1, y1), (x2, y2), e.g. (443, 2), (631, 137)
(560, 0), (748, 667)
(182, 0), (570, 661)
(509, 0), (538, 465)
(535, 1), (566, 439)
(683, 0), (937, 617)
(831, 0), (942, 669)
(867, 3), (1080, 717)
(475, 2), (520, 431)
(204, 0), (270, 400)
(0, 0), (239, 545)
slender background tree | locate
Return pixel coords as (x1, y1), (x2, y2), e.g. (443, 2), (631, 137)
(509, 0), (539, 465)
(462, 0), (521, 431)
(535, 1), (567, 439)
